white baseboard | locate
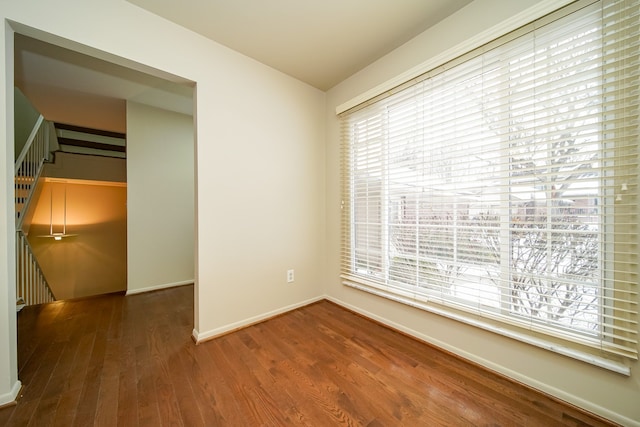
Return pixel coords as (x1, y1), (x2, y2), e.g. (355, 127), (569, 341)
(126, 280), (193, 296)
(324, 295), (639, 427)
(193, 295), (325, 344)
(0, 380), (21, 407)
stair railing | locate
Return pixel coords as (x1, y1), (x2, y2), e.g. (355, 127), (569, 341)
(14, 115), (57, 309)
(16, 230), (56, 307)
(15, 115), (50, 228)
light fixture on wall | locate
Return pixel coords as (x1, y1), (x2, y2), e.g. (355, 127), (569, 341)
(39, 185), (78, 240)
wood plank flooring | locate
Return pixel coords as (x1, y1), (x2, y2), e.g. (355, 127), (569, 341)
(0, 285), (618, 426)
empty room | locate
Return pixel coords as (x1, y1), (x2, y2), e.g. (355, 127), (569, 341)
(0, 0), (638, 425)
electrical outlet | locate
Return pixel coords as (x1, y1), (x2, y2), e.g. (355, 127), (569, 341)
(287, 269), (294, 283)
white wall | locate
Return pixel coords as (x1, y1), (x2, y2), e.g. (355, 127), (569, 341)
(126, 101), (194, 294)
(193, 61), (326, 340)
(0, 23), (21, 406)
(0, 0), (326, 405)
(324, 1), (640, 425)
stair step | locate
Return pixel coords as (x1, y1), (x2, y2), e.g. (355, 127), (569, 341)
(14, 175), (34, 219)
(15, 179), (34, 192)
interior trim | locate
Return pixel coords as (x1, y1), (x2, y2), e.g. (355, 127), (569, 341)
(335, 0), (575, 115)
(325, 295), (636, 427)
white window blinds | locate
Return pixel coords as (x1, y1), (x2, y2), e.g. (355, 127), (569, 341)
(340, 0), (639, 368)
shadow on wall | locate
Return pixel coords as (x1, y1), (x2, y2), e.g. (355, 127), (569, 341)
(26, 180), (127, 300)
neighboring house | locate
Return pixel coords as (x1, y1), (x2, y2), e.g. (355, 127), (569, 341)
(0, 1), (638, 426)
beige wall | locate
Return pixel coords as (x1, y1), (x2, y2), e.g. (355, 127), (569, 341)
(27, 180), (127, 300)
(126, 101), (194, 294)
(0, 0), (326, 405)
(194, 62), (326, 340)
(324, 0), (639, 425)
(4, 1), (635, 424)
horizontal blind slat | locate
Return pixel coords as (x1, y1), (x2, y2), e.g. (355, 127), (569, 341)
(341, 0), (639, 364)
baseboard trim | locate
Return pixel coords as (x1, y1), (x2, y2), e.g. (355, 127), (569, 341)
(325, 295), (635, 427)
(187, 293), (634, 426)
(0, 380), (22, 408)
(192, 295), (325, 344)
(126, 280), (193, 296)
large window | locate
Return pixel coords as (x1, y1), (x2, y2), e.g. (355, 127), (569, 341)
(340, 0), (638, 368)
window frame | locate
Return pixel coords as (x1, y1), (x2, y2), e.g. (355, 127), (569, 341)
(339, 0), (638, 374)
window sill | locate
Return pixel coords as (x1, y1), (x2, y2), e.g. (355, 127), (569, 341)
(342, 278), (631, 376)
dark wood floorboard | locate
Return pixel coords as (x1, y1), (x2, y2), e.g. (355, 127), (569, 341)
(0, 285), (619, 426)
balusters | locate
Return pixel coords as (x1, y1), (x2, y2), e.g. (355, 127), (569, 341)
(16, 231), (55, 307)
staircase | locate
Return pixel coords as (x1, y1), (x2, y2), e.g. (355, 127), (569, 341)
(14, 115), (57, 309)
(16, 231), (55, 308)
(14, 175), (35, 221)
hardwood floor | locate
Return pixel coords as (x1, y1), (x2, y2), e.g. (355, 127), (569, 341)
(0, 285), (618, 426)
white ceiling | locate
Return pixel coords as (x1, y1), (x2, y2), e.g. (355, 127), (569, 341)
(126, 0), (473, 91)
(14, 1), (473, 132)
(14, 34), (194, 133)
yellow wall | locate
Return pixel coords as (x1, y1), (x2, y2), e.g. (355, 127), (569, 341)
(27, 180), (127, 300)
